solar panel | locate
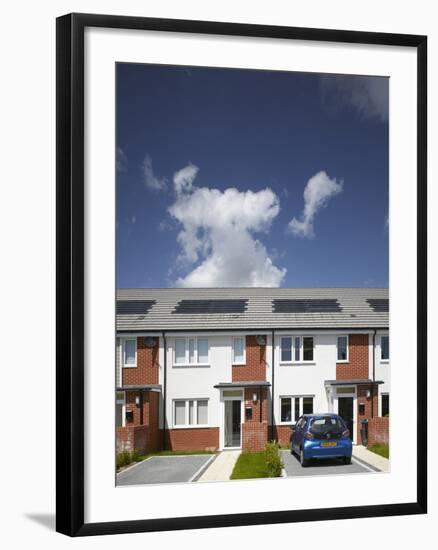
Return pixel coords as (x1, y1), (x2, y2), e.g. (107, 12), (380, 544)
(173, 299), (248, 314)
(272, 299), (342, 313)
(116, 300), (156, 315)
(366, 299), (389, 312)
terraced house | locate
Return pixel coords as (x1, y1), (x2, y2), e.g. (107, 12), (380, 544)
(116, 288), (389, 455)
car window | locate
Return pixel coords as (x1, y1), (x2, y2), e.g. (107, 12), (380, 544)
(309, 416), (343, 434)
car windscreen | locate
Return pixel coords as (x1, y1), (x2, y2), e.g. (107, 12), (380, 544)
(309, 416), (344, 436)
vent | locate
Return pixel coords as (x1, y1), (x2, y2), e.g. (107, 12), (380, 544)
(116, 300), (156, 315)
(172, 299), (248, 314)
(272, 299), (342, 313)
(366, 298), (389, 312)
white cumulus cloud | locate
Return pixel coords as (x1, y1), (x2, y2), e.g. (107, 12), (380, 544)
(168, 164), (286, 287)
(142, 156), (167, 191)
(288, 171), (343, 238)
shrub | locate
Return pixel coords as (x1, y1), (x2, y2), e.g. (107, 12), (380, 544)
(264, 441), (284, 477)
(131, 449), (141, 462)
(116, 450), (133, 469)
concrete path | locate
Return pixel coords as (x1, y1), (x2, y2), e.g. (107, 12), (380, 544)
(198, 450), (241, 482)
(117, 454), (215, 486)
(281, 450), (372, 476)
(353, 445), (390, 472)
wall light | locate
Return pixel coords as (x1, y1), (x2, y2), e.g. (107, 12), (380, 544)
(365, 390), (371, 399)
(252, 392), (258, 403)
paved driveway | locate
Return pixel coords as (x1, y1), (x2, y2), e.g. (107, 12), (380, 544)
(117, 454), (216, 486)
(281, 450), (377, 477)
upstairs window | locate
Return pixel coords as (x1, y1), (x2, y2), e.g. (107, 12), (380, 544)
(173, 338), (209, 366)
(280, 336), (314, 363)
(123, 338), (137, 367)
(232, 337), (245, 364)
(337, 336), (349, 361)
(381, 335), (389, 360)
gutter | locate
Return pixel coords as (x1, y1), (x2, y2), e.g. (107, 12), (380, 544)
(117, 326), (388, 334)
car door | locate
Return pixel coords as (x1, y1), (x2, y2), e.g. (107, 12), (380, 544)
(292, 417), (304, 450)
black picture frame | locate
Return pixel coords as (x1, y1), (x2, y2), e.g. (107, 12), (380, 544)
(56, 12), (427, 537)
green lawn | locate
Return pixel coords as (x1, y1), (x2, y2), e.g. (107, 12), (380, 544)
(230, 452), (269, 480)
(368, 443), (389, 459)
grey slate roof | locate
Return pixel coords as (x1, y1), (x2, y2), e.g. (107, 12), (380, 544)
(116, 288), (388, 332)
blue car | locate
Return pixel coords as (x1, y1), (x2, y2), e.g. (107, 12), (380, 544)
(291, 414), (353, 467)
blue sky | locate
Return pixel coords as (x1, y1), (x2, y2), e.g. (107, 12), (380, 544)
(116, 64), (388, 289)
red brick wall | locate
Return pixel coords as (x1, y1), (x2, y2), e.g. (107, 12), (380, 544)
(336, 334), (369, 380)
(232, 336), (266, 382)
(356, 384), (379, 443)
(116, 425), (149, 454)
(367, 416), (389, 446)
(123, 337), (159, 385)
(242, 387), (268, 451)
(273, 425), (294, 447)
(243, 387), (268, 422)
(242, 422), (268, 451)
(165, 428), (219, 451)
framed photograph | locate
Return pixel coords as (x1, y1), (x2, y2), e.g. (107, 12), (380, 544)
(56, 13), (427, 536)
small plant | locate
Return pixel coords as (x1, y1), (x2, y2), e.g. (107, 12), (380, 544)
(131, 449), (141, 462)
(116, 450), (133, 469)
(264, 441), (284, 477)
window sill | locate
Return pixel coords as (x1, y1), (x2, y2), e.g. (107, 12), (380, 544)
(232, 363), (246, 367)
(380, 360), (390, 364)
(336, 361), (350, 364)
(123, 364), (137, 368)
(279, 362), (316, 366)
(172, 425), (210, 430)
(172, 364), (211, 368)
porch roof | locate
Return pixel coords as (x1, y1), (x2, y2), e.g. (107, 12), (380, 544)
(324, 379), (384, 386)
(116, 384), (162, 391)
(214, 381), (271, 388)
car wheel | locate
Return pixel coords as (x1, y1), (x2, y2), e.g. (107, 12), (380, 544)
(343, 456), (352, 465)
(300, 448), (308, 467)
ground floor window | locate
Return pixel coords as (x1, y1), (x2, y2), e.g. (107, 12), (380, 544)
(381, 393), (389, 417)
(280, 395), (314, 423)
(116, 391), (125, 427)
(173, 399), (209, 427)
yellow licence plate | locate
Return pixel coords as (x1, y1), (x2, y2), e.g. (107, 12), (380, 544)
(321, 442), (337, 447)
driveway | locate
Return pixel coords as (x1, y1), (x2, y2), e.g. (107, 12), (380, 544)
(281, 450), (378, 477)
(117, 454), (216, 486)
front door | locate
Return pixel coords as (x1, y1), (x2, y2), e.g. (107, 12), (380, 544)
(338, 397), (354, 439)
(224, 400), (241, 448)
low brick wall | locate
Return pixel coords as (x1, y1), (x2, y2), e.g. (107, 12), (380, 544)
(273, 425), (294, 447)
(165, 427), (219, 451)
(367, 416), (389, 446)
(117, 425), (149, 454)
(242, 421), (268, 451)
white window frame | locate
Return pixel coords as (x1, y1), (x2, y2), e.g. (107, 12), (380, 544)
(280, 335), (314, 364)
(122, 337), (137, 368)
(232, 337), (246, 365)
(380, 335), (390, 362)
(337, 335), (349, 363)
(172, 398), (209, 428)
(173, 337), (210, 366)
(116, 391), (126, 428)
(279, 395), (315, 424)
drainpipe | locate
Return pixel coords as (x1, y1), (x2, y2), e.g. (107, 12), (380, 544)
(270, 330), (275, 441)
(371, 330), (376, 419)
(162, 331), (167, 450)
